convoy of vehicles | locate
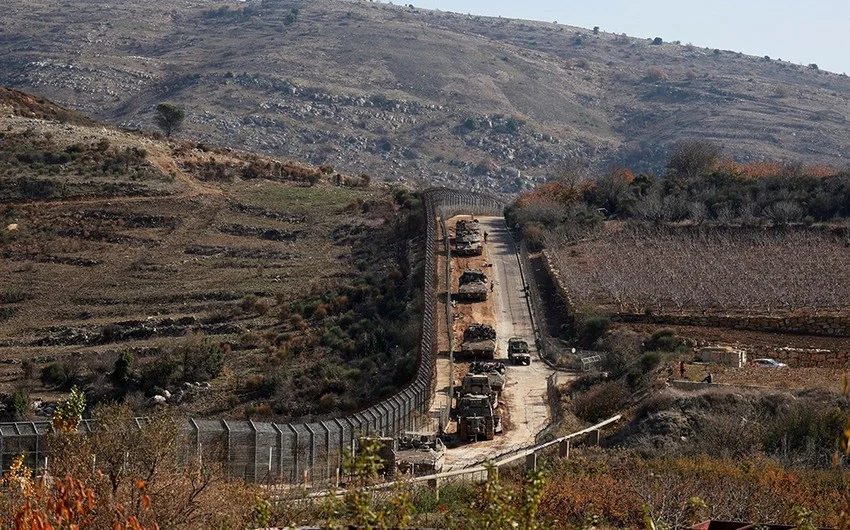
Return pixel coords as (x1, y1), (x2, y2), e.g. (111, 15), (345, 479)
(450, 217), (532, 445)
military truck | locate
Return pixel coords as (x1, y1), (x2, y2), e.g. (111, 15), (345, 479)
(461, 323), (497, 358)
(394, 432), (446, 476)
(457, 394), (500, 442)
(469, 361), (506, 393)
(456, 269), (488, 302)
(507, 337), (532, 366)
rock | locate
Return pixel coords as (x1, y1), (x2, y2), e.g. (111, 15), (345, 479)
(152, 395), (167, 405)
(162, 390), (171, 399)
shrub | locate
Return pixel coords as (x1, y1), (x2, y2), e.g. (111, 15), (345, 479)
(110, 351), (134, 390)
(645, 328), (680, 352)
(40, 361), (75, 389)
(639, 351), (662, 374)
(521, 222), (546, 251)
(651, 37), (663, 45)
(646, 66), (668, 81)
(573, 380), (630, 422)
(139, 334), (223, 391)
(577, 315), (610, 348)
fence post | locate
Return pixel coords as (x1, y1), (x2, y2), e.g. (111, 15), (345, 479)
(287, 423), (298, 484)
(321, 421), (332, 484)
(525, 452), (537, 472)
(272, 423), (284, 481)
(428, 477), (440, 501)
(249, 420), (258, 483)
(559, 439), (570, 459)
(305, 424), (316, 486)
(222, 420), (231, 477)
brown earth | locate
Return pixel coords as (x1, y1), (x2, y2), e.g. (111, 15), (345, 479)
(0, 100), (418, 422)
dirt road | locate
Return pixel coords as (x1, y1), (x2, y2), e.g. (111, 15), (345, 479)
(442, 216), (556, 470)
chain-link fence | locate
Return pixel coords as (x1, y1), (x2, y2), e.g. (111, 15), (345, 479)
(0, 189), (506, 485)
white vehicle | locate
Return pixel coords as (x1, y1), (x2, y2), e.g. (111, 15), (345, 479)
(753, 358), (788, 368)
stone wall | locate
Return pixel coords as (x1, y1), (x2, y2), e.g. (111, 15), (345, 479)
(612, 312), (850, 338)
(540, 249), (574, 315)
(768, 347), (850, 368)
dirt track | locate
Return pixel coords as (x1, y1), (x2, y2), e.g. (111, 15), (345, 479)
(440, 216), (558, 470)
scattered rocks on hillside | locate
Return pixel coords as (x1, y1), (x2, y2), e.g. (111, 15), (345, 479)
(31, 315), (243, 347)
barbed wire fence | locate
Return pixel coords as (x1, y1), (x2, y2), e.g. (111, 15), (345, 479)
(0, 189), (505, 486)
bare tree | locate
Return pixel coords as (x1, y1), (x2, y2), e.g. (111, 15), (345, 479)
(666, 138), (721, 179)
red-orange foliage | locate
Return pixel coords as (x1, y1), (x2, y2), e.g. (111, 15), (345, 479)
(514, 179), (591, 209)
(539, 454), (850, 528)
(10, 474), (158, 530)
(716, 159), (839, 179)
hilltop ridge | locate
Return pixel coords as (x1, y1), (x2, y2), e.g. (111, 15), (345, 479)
(2, 0), (850, 191)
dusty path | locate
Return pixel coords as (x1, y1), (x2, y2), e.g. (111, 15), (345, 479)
(441, 216), (556, 470)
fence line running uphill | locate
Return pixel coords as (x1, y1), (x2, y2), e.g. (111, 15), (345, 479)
(0, 189), (505, 485)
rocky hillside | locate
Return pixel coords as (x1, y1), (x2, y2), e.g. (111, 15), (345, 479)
(0, 91), (424, 422)
(3, 0), (850, 192)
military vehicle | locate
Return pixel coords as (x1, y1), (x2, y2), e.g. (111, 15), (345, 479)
(457, 394), (500, 442)
(455, 219), (481, 243)
(469, 361), (506, 393)
(454, 219), (483, 256)
(461, 323), (496, 358)
(507, 338), (532, 365)
(394, 432), (446, 476)
(456, 269), (488, 302)
(458, 373), (498, 407)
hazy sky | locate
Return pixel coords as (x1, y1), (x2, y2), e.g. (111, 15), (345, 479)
(390, 0), (850, 74)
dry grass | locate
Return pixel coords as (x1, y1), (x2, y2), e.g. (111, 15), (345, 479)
(0, 107), (411, 421)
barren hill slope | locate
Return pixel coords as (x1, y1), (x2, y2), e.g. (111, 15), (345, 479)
(3, 0), (850, 191)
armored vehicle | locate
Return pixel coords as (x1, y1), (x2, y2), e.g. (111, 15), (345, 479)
(507, 338), (532, 365)
(455, 240), (483, 256)
(458, 373), (498, 407)
(455, 219), (481, 243)
(454, 219), (484, 256)
(457, 394), (500, 442)
(469, 361), (506, 392)
(395, 432), (446, 476)
(456, 269), (488, 302)
(461, 323), (496, 358)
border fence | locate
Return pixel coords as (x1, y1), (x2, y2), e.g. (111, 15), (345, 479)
(0, 188), (505, 485)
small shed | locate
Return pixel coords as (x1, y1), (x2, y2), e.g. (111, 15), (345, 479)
(698, 346), (747, 368)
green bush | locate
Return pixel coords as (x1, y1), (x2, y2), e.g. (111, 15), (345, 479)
(110, 351), (134, 390)
(139, 334), (224, 392)
(577, 315), (610, 348)
(645, 328), (679, 352)
(639, 351), (662, 374)
(40, 361), (76, 389)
